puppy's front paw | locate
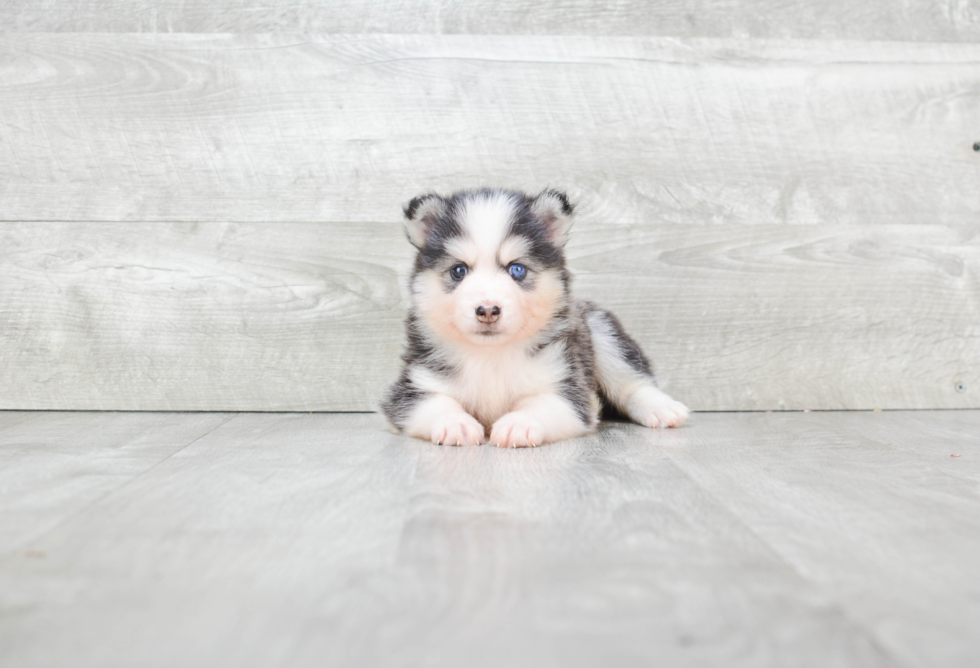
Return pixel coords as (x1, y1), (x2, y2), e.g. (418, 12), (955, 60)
(627, 386), (689, 429)
(490, 411), (545, 448)
(431, 412), (485, 446)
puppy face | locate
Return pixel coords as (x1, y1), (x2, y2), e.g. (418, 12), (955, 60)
(405, 189), (574, 348)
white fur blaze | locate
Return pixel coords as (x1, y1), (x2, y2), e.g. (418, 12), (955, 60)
(625, 385), (690, 429)
(404, 394), (485, 446)
(490, 394), (591, 448)
(459, 191), (517, 253)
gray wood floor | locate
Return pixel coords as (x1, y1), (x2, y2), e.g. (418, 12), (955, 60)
(1, 410), (978, 667)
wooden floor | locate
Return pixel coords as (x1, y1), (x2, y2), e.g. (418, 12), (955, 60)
(1, 410), (978, 667)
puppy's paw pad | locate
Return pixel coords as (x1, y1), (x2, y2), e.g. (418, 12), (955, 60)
(431, 412), (485, 446)
(490, 412), (544, 448)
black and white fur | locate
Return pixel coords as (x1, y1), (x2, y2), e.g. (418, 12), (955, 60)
(382, 188), (688, 448)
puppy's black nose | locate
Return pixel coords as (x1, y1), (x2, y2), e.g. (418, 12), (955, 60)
(475, 305), (501, 323)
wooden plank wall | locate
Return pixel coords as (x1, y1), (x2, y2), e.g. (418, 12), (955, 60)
(1, 5), (979, 411)
(2, 1), (980, 41)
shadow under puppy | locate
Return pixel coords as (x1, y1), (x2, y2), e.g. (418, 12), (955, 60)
(382, 188), (688, 447)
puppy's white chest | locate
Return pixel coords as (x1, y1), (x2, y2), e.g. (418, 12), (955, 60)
(451, 346), (566, 426)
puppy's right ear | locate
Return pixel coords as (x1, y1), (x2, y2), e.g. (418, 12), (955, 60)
(403, 193), (446, 249)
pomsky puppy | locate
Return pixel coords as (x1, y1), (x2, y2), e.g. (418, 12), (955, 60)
(382, 188), (689, 447)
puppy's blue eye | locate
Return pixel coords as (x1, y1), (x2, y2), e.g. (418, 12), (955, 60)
(508, 263), (527, 280)
(450, 264), (468, 281)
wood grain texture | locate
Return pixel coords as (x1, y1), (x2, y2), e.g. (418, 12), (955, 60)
(1, 35), (978, 225)
(2, 410), (979, 666)
(0, 222), (409, 411)
(572, 222), (980, 411)
(2, 221), (977, 411)
(0, 411), (233, 559)
(668, 410), (980, 667)
(1, 0), (980, 42)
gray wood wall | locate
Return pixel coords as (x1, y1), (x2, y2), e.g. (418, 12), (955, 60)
(2, 4), (979, 412)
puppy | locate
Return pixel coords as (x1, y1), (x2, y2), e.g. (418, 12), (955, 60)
(382, 188), (689, 447)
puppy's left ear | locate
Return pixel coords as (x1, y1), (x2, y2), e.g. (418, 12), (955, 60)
(403, 193), (447, 249)
(531, 189), (575, 246)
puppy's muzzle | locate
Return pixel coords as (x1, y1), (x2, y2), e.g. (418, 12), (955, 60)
(475, 305), (501, 324)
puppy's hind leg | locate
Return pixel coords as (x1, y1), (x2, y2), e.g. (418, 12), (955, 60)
(584, 304), (689, 428)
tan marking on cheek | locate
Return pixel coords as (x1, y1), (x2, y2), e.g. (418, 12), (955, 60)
(416, 272), (468, 343)
(514, 272), (564, 340)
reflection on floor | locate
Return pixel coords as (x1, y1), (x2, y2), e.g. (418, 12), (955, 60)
(1, 410), (978, 667)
